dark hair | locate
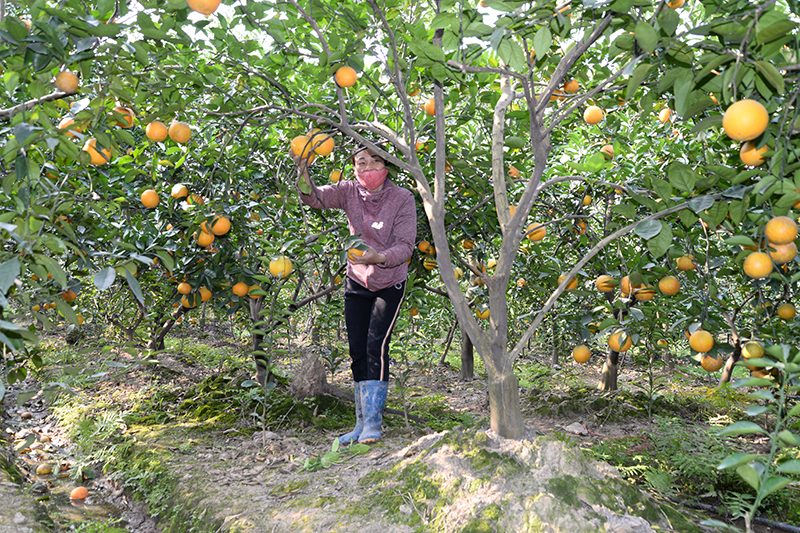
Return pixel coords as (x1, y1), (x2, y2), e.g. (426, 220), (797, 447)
(352, 143), (389, 165)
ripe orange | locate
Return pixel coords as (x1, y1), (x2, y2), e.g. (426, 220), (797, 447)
(177, 282), (192, 295)
(742, 340), (764, 369)
(768, 241), (796, 264)
(667, 0), (684, 7)
(583, 194), (592, 205)
(516, 278), (527, 287)
(776, 302), (796, 320)
(658, 276), (680, 295)
(526, 223), (546, 241)
(291, 135), (314, 158)
(563, 79), (579, 94)
(210, 215), (231, 236)
(424, 98), (436, 116)
(330, 169), (342, 183)
(57, 117), (83, 138)
(187, 0), (221, 15)
(583, 105), (604, 125)
(309, 130), (335, 156)
(55, 71), (79, 93)
(195, 231), (214, 247)
(348, 248), (365, 261)
(476, 305), (490, 319)
(558, 273), (578, 290)
(572, 345), (591, 363)
(82, 138), (111, 165)
(700, 354), (723, 372)
(740, 141), (768, 166)
(657, 339), (669, 348)
(722, 99), (769, 141)
(689, 330), (714, 353)
(743, 251), (774, 279)
(62, 289), (77, 302)
(141, 189), (159, 208)
(111, 106), (135, 128)
(335, 66), (357, 88)
(608, 330), (633, 352)
(658, 108), (672, 123)
(620, 275), (631, 296)
(199, 287), (212, 301)
(574, 220), (587, 234)
(423, 256), (437, 270)
(70, 486), (88, 500)
(169, 121), (192, 143)
(633, 285), (655, 301)
(509, 166), (520, 179)
(676, 255), (696, 271)
(232, 281), (249, 297)
(248, 285), (262, 299)
(409, 307), (419, 317)
(600, 144), (614, 160)
(595, 274), (615, 292)
(181, 295), (196, 308)
(171, 183), (189, 199)
(418, 240), (434, 254)
(146, 121), (168, 142)
(462, 238), (474, 250)
(454, 267), (463, 279)
(765, 216), (798, 245)
(269, 256), (293, 278)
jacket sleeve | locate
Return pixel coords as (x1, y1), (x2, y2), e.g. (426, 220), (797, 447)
(296, 175), (346, 210)
(382, 191), (417, 268)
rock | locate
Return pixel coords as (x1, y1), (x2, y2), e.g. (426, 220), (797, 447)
(565, 422), (588, 435)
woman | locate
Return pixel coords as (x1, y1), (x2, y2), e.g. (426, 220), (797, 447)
(293, 144), (417, 444)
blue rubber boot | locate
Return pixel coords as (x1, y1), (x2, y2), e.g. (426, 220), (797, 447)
(339, 382), (363, 445)
(358, 380), (389, 444)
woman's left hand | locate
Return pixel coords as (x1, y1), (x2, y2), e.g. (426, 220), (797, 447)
(349, 249), (387, 265)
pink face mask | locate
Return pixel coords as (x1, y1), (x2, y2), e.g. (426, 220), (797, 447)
(355, 168), (388, 191)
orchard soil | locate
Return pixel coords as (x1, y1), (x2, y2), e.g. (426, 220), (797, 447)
(0, 322), (788, 532)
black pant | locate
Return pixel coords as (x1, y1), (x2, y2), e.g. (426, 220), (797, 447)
(344, 277), (406, 382)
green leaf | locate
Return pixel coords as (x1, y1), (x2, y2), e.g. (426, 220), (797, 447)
(668, 162), (699, 192)
(756, 19), (797, 44)
(125, 269), (144, 305)
(0, 258), (20, 295)
(55, 299), (78, 324)
(634, 21), (658, 53)
(658, 7), (680, 36)
(718, 453), (762, 470)
(724, 236), (756, 247)
(533, 26), (551, 60)
(754, 61), (785, 95)
(776, 460), (800, 475)
(718, 421), (767, 437)
(651, 177), (673, 202)
(777, 429), (800, 446)
(788, 404), (800, 417)
(735, 463), (761, 490)
(733, 377), (774, 388)
(93, 267), (116, 291)
(691, 115), (723, 134)
(674, 77), (693, 117)
(647, 222), (672, 258)
(635, 220), (662, 240)
(761, 475), (791, 498)
(687, 195), (715, 214)
(626, 62), (652, 99)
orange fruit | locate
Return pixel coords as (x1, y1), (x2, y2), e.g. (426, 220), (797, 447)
(70, 486), (88, 500)
(526, 223), (546, 241)
(600, 144), (614, 160)
(248, 285), (262, 299)
(558, 273), (578, 290)
(335, 66), (357, 88)
(620, 275), (631, 296)
(199, 287), (212, 301)
(187, 0), (221, 15)
(777, 302), (796, 320)
(572, 345), (591, 363)
(723, 99), (769, 141)
(141, 189), (159, 208)
(171, 183), (189, 199)
(667, 0), (684, 7)
(657, 339), (669, 348)
(177, 282), (192, 295)
(181, 295), (196, 308)
(269, 256), (293, 278)
(232, 282), (249, 297)
(476, 305), (490, 319)
(62, 289), (77, 302)
(210, 215), (231, 236)
(291, 135), (314, 158)
(595, 274), (615, 292)
(418, 240), (434, 254)
(423, 256), (437, 270)
(700, 354), (723, 372)
(658, 276), (680, 295)
(583, 195), (592, 205)
(57, 117), (83, 138)
(768, 241), (797, 264)
(658, 108), (672, 123)
(743, 251), (774, 279)
(509, 166), (520, 179)
(169, 121), (191, 143)
(409, 307), (419, 317)
(583, 105), (604, 125)
(195, 231), (214, 247)
(330, 169), (342, 183)
(516, 278), (527, 287)
(309, 131), (334, 156)
(424, 98), (436, 116)
(765, 216), (798, 245)
(348, 248), (365, 261)
(111, 106), (135, 128)
(563, 79), (579, 94)
(574, 220), (587, 234)
(689, 330), (714, 353)
(82, 138), (111, 165)
(462, 238), (474, 250)
(740, 141), (768, 166)
(608, 330), (633, 352)
(742, 340), (764, 369)
(454, 267), (463, 279)
(55, 71), (79, 93)
(633, 285), (655, 301)
(676, 255), (696, 271)
(146, 121), (168, 142)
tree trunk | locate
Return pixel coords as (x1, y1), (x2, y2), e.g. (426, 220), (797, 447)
(249, 297), (269, 386)
(146, 306), (186, 350)
(460, 327), (474, 380)
(199, 300), (207, 330)
(487, 369), (525, 438)
(599, 349), (620, 391)
(550, 317), (558, 366)
(719, 342), (742, 385)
